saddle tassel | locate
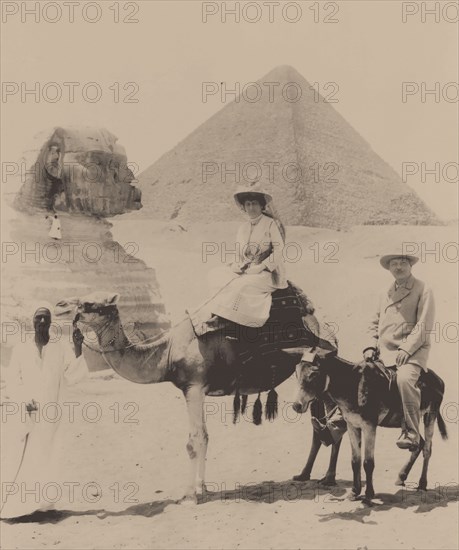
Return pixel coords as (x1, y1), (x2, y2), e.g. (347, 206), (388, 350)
(240, 394), (248, 415)
(233, 389), (241, 424)
(265, 389), (278, 421)
(253, 393), (262, 425)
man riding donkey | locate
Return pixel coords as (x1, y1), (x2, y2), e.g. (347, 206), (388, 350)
(363, 248), (435, 451)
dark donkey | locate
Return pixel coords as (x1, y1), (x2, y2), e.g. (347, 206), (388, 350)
(290, 351), (448, 501)
(292, 397), (346, 485)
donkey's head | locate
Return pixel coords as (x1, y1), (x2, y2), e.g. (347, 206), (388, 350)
(293, 363), (323, 413)
(281, 347), (330, 413)
(293, 358), (329, 414)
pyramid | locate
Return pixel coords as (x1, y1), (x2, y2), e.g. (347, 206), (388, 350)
(138, 66), (439, 228)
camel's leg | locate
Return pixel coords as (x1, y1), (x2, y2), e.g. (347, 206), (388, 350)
(320, 438), (343, 486)
(183, 385), (208, 501)
(362, 423), (376, 500)
(293, 429), (322, 481)
(347, 425), (362, 498)
(418, 413), (435, 491)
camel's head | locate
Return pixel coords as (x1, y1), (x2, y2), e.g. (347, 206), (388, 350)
(77, 292), (120, 327)
(55, 292), (120, 328)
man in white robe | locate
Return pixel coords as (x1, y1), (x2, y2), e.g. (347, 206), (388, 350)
(1, 303), (87, 519)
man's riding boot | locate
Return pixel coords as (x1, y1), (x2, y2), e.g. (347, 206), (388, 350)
(396, 431), (419, 451)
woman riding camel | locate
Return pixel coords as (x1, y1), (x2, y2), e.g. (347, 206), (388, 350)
(207, 183), (287, 328)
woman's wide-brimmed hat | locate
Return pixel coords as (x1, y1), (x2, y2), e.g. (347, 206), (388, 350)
(380, 251), (419, 270)
(233, 183), (273, 210)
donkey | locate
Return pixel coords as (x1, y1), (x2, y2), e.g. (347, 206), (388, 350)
(290, 351), (448, 501)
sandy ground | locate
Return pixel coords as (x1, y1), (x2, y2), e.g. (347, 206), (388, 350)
(1, 220), (458, 549)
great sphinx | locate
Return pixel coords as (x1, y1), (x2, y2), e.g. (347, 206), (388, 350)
(14, 126), (141, 215)
(4, 127), (166, 372)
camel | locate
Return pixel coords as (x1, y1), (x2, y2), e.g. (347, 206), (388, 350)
(290, 351), (448, 502)
(57, 290), (341, 501)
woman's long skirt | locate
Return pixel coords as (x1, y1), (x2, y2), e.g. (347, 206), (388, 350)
(207, 266), (277, 327)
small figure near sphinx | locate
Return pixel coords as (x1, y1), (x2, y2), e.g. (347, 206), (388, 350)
(45, 213), (62, 240)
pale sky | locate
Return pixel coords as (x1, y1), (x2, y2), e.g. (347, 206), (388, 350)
(1, 0), (458, 219)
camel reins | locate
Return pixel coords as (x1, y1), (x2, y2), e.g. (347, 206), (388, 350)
(76, 309), (168, 354)
(315, 400), (339, 424)
(77, 309), (171, 374)
(75, 249), (275, 353)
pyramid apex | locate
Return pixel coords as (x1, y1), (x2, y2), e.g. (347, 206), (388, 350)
(260, 65), (305, 82)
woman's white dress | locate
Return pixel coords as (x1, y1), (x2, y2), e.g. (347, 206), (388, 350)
(207, 214), (287, 327)
(0, 339), (87, 518)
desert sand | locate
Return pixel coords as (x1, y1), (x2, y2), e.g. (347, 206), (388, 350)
(1, 220), (457, 550)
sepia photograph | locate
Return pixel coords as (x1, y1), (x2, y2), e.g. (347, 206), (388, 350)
(1, 1), (458, 549)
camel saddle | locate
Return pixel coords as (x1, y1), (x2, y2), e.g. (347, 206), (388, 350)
(190, 281), (338, 365)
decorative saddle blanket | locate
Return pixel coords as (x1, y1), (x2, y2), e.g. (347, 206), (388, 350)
(189, 281), (338, 365)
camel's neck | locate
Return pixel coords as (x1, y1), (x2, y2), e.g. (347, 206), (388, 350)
(94, 314), (171, 384)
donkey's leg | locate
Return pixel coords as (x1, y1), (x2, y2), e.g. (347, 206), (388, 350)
(396, 446), (422, 486)
(183, 385), (208, 501)
(347, 425), (362, 498)
(320, 438), (343, 486)
(320, 398), (345, 486)
(418, 412), (435, 491)
(362, 423), (376, 500)
(293, 429), (322, 481)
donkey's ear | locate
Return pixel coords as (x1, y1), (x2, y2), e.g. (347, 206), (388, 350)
(107, 293), (120, 306)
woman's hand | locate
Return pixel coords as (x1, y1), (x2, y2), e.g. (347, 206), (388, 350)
(229, 262), (243, 274)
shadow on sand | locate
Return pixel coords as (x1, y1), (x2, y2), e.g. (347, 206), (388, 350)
(317, 483), (459, 524)
(2, 499), (177, 524)
(198, 478), (354, 505)
(3, 482), (456, 524)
